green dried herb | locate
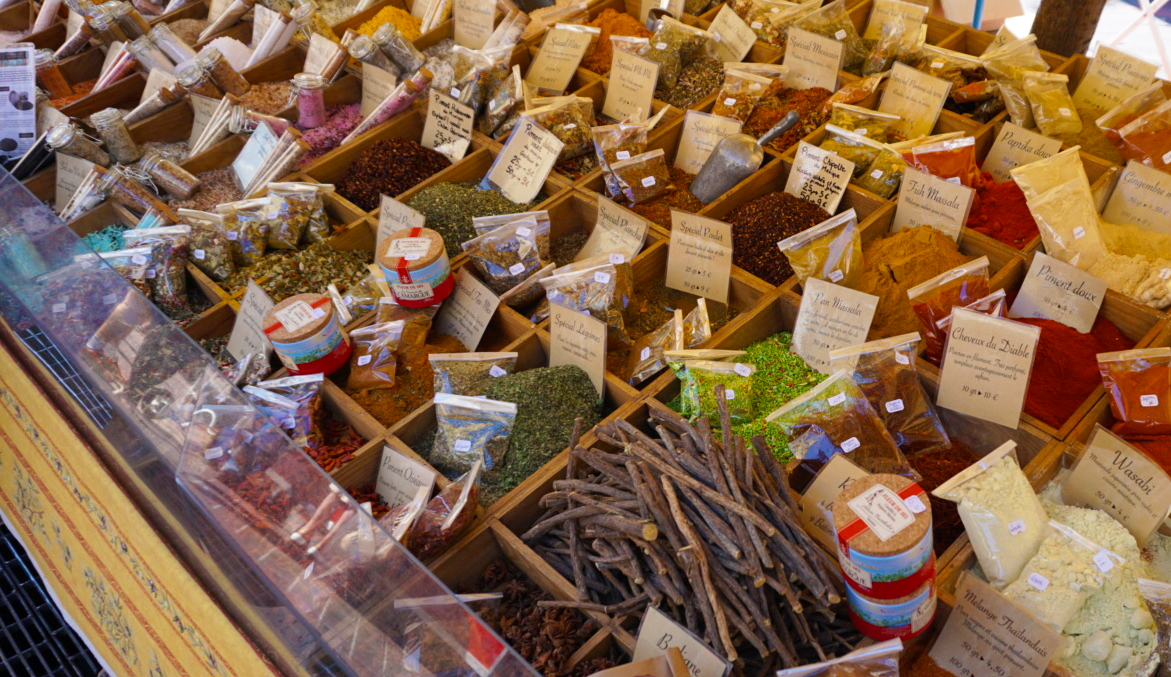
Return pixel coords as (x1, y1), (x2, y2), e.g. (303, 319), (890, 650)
(407, 182), (545, 258)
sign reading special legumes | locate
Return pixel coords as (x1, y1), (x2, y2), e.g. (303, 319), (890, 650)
(936, 308), (1041, 428)
(549, 302), (607, 399)
(879, 62), (952, 140)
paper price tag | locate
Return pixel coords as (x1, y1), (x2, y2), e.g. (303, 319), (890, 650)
(549, 304), (607, 399)
(574, 197), (649, 263)
(929, 573), (1062, 677)
(603, 50), (658, 123)
(360, 63), (397, 117)
(879, 62), (952, 139)
(1073, 46), (1159, 111)
(937, 308), (1040, 428)
(792, 278), (879, 373)
(841, 437), (860, 452)
(1094, 551), (1115, 573)
(892, 167), (974, 240)
(1103, 160), (1171, 233)
(799, 454), (869, 551)
(981, 122), (1063, 182)
(273, 301), (317, 332)
(55, 153), (96, 212)
(485, 117), (563, 204)
(231, 121), (280, 191)
(1062, 426), (1171, 545)
(1008, 253), (1108, 333)
(141, 68), (178, 105)
(708, 5), (756, 62)
(633, 606), (732, 677)
(375, 445), (436, 509)
(434, 269), (500, 351)
(784, 27), (843, 92)
(525, 25), (592, 93)
(1009, 519), (1026, 535)
(453, 0), (495, 49)
(666, 212), (733, 304)
(422, 89), (474, 163)
(674, 110), (743, 175)
(784, 142), (854, 213)
(377, 195), (427, 250)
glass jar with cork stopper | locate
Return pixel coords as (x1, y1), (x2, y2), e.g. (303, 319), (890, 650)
(347, 35), (399, 75)
(138, 152), (201, 198)
(174, 63), (223, 98)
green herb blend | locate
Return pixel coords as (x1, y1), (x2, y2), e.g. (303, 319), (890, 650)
(407, 182), (545, 258)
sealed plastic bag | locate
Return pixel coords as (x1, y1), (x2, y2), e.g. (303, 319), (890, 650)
(916, 44), (986, 91)
(243, 373), (326, 450)
(472, 210), (552, 242)
(724, 62), (790, 98)
(854, 144), (906, 197)
(680, 360), (757, 425)
(626, 301), (712, 386)
(794, 0), (867, 73)
(98, 246), (154, 300)
(775, 639), (903, 677)
(766, 370), (919, 479)
(267, 182), (334, 245)
(1118, 98), (1171, 172)
(1026, 177), (1107, 270)
(461, 217), (550, 294)
(712, 69), (772, 122)
(525, 95), (595, 160)
(346, 320), (404, 391)
(376, 298), (439, 353)
(408, 461), (481, 559)
(776, 209), (864, 288)
(1002, 520), (1124, 632)
(218, 199), (270, 266)
(829, 103), (900, 141)
(448, 45), (495, 109)
(1137, 578), (1171, 670)
(981, 35), (1049, 128)
(820, 125), (885, 177)
(478, 64), (522, 137)
(1023, 71), (1082, 136)
(641, 18), (710, 91)
(1098, 82), (1167, 158)
(429, 352), (518, 396)
(541, 254), (633, 346)
(904, 135), (981, 187)
(828, 333), (949, 454)
(931, 288), (1007, 342)
(611, 149), (673, 205)
(380, 484), (430, 548)
(1009, 145), (1088, 200)
(499, 262), (554, 309)
(760, 0), (821, 49)
(186, 217), (236, 282)
(863, 19), (904, 76)
(907, 257), (990, 364)
(122, 225), (193, 318)
(820, 70), (888, 115)
(1098, 347), (1171, 436)
(429, 394), (517, 476)
(593, 121), (650, 199)
(932, 441), (1048, 588)
(336, 267), (383, 319)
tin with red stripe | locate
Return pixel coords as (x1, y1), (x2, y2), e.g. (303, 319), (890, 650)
(263, 293), (351, 376)
(833, 474), (933, 600)
(377, 227), (452, 308)
(846, 575), (937, 641)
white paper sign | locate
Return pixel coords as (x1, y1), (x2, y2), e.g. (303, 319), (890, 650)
(375, 445), (438, 509)
(603, 49), (658, 123)
(0, 44), (37, 162)
(1009, 253), (1108, 333)
(227, 280), (277, 360)
(1073, 46), (1159, 111)
(140, 68), (178, 105)
(549, 303), (607, 399)
(377, 195), (427, 250)
(784, 27), (843, 92)
(434, 269), (500, 351)
(879, 62), (952, 139)
(360, 63), (398, 117)
(55, 153), (96, 212)
(187, 94), (220, 147)
(792, 278), (879, 373)
(574, 196), (649, 262)
(666, 211), (733, 304)
(231, 121), (280, 189)
(453, 0), (496, 49)
(422, 89), (473, 163)
(708, 5), (756, 63)
(526, 25), (592, 93)
(937, 308), (1041, 428)
(485, 117), (563, 204)
(633, 606), (732, 677)
(892, 167), (975, 240)
(784, 141), (855, 213)
(674, 110), (743, 175)
(1103, 160), (1171, 233)
(981, 122), (1063, 182)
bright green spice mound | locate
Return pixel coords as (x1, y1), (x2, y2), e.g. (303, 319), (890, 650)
(482, 365), (603, 504)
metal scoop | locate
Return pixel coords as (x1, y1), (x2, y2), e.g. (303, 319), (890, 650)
(689, 111), (801, 204)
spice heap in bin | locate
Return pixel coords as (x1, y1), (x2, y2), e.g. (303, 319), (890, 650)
(23, 0), (1171, 673)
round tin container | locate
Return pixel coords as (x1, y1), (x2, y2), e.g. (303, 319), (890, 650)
(263, 293), (351, 375)
(846, 574), (937, 641)
(377, 227), (453, 308)
(833, 473), (933, 599)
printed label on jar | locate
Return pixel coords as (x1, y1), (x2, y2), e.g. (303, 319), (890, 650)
(205, 446), (224, 460)
(912, 594), (936, 633)
(454, 440), (472, 452)
(1142, 394), (1159, 407)
(829, 269), (844, 282)
(1026, 573), (1049, 591)
(641, 176), (656, 187)
(508, 263), (527, 275)
(895, 353), (910, 365)
(885, 399), (905, 413)
(828, 393), (847, 406)
(595, 271), (611, 284)
(392, 281), (436, 302)
(389, 237), (432, 257)
(357, 355), (372, 366)
(1093, 551), (1114, 573)
(725, 389), (736, 400)
(194, 249), (206, 260)
(1009, 519), (1026, 535)
(734, 363), (752, 377)
(847, 484), (915, 541)
(839, 553), (873, 587)
(274, 301), (318, 332)
(841, 437), (860, 452)
(641, 347), (652, 360)
(905, 495), (927, 513)
(489, 365), (507, 377)
(616, 151), (631, 160)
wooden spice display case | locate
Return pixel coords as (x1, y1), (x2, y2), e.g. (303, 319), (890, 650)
(330, 0), (418, 38)
(21, 0), (71, 50)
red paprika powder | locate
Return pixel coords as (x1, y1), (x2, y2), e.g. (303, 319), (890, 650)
(1117, 433), (1171, 473)
(1099, 348), (1171, 436)
(909, 258), (990, 365)
(908, 441), (982, 555)
(966, 174), (1038, 249)
(1018, 316), (1135, 429)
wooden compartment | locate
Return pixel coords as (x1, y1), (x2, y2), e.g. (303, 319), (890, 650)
(330, 0), (416, 36)
(916, 257), (1168, 442)
(937, 24), (1069, 72)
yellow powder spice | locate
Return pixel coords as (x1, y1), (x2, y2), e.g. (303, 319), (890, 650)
(357, 5), (421, 39)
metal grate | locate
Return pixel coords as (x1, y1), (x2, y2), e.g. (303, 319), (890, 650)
(0, 523), (102, 677)
(16, 327), (114, 428)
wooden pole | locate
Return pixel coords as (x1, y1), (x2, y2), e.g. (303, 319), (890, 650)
(1030, 0), (1109, 56)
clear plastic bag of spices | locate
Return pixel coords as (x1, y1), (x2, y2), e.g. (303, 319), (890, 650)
(478, 64), (522, 137)
(447, 45), (495, 110)
(828, 333), (950, 455)
(593, 121), (650, 199)
(1117, 98), (1171, 172)
(712, 70), (772, 123)
(138, 152), (201, 198)
(249, 196), (304, 250)
(267, 182), (333, 244)
(243, 373), (326, 449)
(471, 211), (552, 253)
(186, 217), (236, 281)
(981, 35), (1049, 129)
(1002, 520), (1124, 633)
(1097, 347), (1171, 436)
(429, 352), (519, 396)
(346, 320), (404, 391)
(853, 146), (904, 197)
(640, 17), (711, 91)
(1024, 178), (1107, 270)
(90, 107), (142, 164)
(461, 217), (550, 295)
(526, 95), (596, 161)
(819, 125), (885, 178)
(777, 209), (864, 288)
(46, 121), (109, 166)
(776, 639), (904, 677)
(680, 360), (757, 425)
(1023, 72), (1082, 136)
(98, 246), (155, 299)
(499, 262), (553, 309)
(407, 461), (482, 559)
(1097, 82), (1166, 158)
(217, 199), (270, 266)
(1008, 145), (1087, 200)
(915, 44), (986, 91)
(541, 254), (633, 347)
(793, 0), (867, 73)
(907, 257), (990, 365)
(1137, 578), (1171, 670)
(121, 225), (193, 318)
(766, 370), (919, 480)
(429, 394), (517, 477)
(626, 301), (712, 387)
(862, 19), (905, 76)
(744, 0), (810, 48)
(931, 288), (1007, 348)
(829, 103), (900, 142)
(611, 149), (673, 205)
(376, 297), (440, 353)
(610, 35), (648, 62)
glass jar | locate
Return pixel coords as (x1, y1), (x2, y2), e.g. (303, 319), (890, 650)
(290, 0), (334, 44)
(149, 23), (198, 65)
(138, 152), (201, 198)
(123, 85), (179, 125)
(126, 35), (173, 73)
(60, 167), (118, 220)
(106, 165), (170, 216)
(90, 107), (142, 164)
(372, 23), (424, 73)
(197, 47), (250, 96)
(87, 6), (128, 44)
(347, 35), (399, 75)
(54, 22), (95, 59)
(175, 64), (223, 98)
(46, 122), (110, 166)
(292, 72), (327, 129)
(34, 49), (72, 100)
(228, 106), (291, 136)
(111, 1), (149, 38)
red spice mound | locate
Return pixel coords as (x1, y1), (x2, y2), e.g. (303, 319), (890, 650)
(908, 442), (982, 555)
(337, 138), (452, 210)
(1016, 316), (1135, 429)
(1118, 432), (1171, 472)
(966, 173), (1037, 249)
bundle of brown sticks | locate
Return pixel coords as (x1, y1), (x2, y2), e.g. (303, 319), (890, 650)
(523, 386), (860, 669)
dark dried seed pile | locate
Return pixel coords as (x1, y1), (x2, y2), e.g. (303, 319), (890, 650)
(337, 138), (452, 211)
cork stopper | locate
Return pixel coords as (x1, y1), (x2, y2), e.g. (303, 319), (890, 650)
(377, 226), (445, 273)
(832, 473), (931, 558)
(263, 293), (334, 343)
